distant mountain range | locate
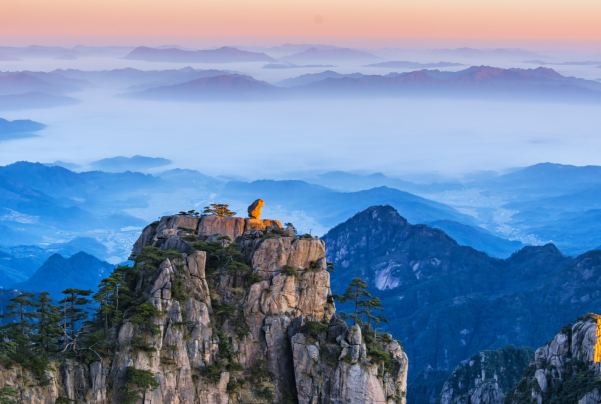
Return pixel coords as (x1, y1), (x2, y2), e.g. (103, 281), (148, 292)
(365, 61), (464, 68)
(294, 66), (601, 101)
(123, 46), (275, 63)
(323, 205), (601, 404)
(121, 66), (601, 103)
(279, 47), (380, 64)
(5, 160), (601, 266)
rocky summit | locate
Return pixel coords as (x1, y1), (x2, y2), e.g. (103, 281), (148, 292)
(0, 202), (408, 404)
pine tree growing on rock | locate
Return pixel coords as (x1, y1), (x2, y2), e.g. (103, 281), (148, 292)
(203, 203), (237, 217)
(333, 277), (372, 325)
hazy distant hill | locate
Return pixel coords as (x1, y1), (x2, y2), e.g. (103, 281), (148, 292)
(263, 63), (336, 69)
(303, 170), (463, 194)
(0, 237), (109, 287)
(0, 71), (93, 93)
(237, 43), (342, 58)
(276, 70), (366, 87)
(0, 72), (81, 95)
(0, 161), (165, 217)
(12, 252), (114, 298)
(279, 47), (380, 63)
(474, 162), (601, 196)
(0, 92), (79, 111)
(90, 155), (172, 172)
(0, 45), (133, 59)
(0, 54), (20, 61)
(220, 180), (476, 227)
(427, 219), (525, 258)
(123, 74), (280, 101)
(158, 168), (223, 188)
(53, 67), (235, 89)
(123, 46), (275, 63)
(429, 47), (541, 59)
(365, 61), (464, 68)
(0, 118), (46, 135)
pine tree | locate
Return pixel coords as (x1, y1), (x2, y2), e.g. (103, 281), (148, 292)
(60, 288), (93, 342)
(0, 292), (39, 341)
(360, 297), (384, 327)
(179, 209), (200, 217)
(333, 278), (372, 325)
(0, 386), (18, 404)
(203, 203), (236, 217)
(94, 272), (130, 332)
(32, 292), (62, 353)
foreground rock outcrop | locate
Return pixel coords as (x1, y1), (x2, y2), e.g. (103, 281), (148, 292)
(506, 314), (601, 404)
(0, 208), (408, 404)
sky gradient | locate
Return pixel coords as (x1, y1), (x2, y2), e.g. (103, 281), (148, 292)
(1, 0), (600, 49)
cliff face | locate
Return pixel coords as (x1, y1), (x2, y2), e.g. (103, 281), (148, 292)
(506, 314), (601, 404)
(438, 345), (533, 404)
(0, 212), (408, 404)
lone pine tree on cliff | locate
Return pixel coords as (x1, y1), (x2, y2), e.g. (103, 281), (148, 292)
(203, 203), (237, 217)
(334, 278), (388, 328)
(333, 277), (372, 325)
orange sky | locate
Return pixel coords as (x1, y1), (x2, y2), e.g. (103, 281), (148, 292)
(1, 0), (600, 49)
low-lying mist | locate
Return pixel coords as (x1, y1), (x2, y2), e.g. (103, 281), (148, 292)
(1, 91), (600, 179)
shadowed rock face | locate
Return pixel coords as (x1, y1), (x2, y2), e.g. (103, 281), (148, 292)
(1, 212), (408, 404)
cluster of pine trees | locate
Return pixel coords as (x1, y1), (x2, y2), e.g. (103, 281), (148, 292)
(0, 269), (131, 381)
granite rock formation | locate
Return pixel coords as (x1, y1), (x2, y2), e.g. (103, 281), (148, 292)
(247, 199), (265, 219)
(0, 208), (408, 404)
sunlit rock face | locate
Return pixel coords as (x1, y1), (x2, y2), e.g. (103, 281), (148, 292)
(247, 198), (265, 219)
(2, 205), (408, 404)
